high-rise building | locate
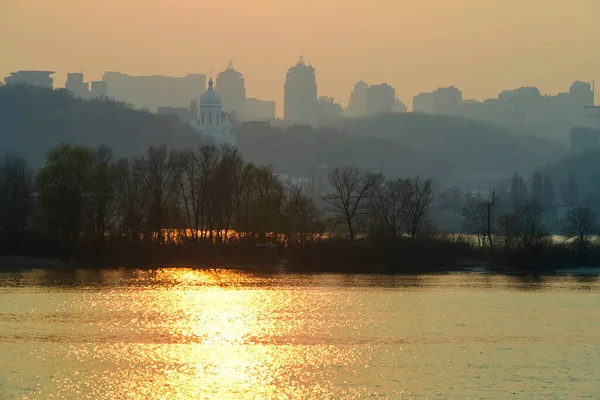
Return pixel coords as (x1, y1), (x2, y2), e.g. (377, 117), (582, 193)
(4, 71), (54, 88)
(90, 81), (108, 98)
(433, 86), (462, 115)
(65, 73), (89, 98)
(317, 96), (342, 121)
(245, 98), (276, 120)
(365, 83), (395, 116)
(284, 56), (317, 124)
(347, 80), (369, 117)
(215, 60), (246, 121)
(413, 92), (435, 113)
(102, 72), (206, 111)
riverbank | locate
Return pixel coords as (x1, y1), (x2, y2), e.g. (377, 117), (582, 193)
(3, 233), (600, 274)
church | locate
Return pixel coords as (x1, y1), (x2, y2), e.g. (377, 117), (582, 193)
(191, 76), (238, 147)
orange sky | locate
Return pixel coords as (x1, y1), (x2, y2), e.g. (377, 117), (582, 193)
(1, 0), (599, 114)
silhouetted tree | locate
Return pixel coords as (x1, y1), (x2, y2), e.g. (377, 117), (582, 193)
(35, 144), (93, 248)
(0, 155), (33, 246)
(281, 182), (320, 245)
(403, 176), (435, 239)
(462, 190), (497, 251)
(514, 200), (548, 255)
(497, 213), (520, 251)
(115, 158), (147, 244)
(135, 145), (182, 244)
(178, 145), (219, 242)
(563, 207), (596, 246)
(323, 166), (378, 240)
(86, 146), (118, 248)
(369, 177), (406, 242)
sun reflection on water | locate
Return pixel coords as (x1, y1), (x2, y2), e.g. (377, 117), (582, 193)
(2, 269), (600, 399)
(61, 268), (374, 399)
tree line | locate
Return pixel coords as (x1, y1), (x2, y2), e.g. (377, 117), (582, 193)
(0, 143), (322, 263)
(1, 143), (597, 271)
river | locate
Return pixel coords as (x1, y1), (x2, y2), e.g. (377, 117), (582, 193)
(1, 269), (599, 399)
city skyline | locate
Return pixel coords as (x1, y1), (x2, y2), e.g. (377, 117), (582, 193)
(2, 0), (599, 116)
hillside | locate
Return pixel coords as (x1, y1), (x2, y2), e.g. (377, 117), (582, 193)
(237, 113), (567, 185)
(0, 87), (568, 186)
(0, 85), (202, 167)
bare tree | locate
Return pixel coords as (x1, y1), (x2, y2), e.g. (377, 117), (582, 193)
(402, 176), (435, 239)
(135, 145), (182, 244)
(563, 206), (596, 245)
(323, 166), (378, 240)
(178, 145), (218, 242)
(282, 182), (319, 245)
(369, 177), (405, 242)
(514, 200), (548, 254)
(115, 158), (147, 244)
(497, 212), (520, 251)
(462, 194), (487, 249)
(35, 144), (93, 247)
(86, 145), (118, 248)
(463, 190), (498, 251)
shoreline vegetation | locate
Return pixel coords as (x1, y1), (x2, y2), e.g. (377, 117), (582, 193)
(1, 142), (600, 275)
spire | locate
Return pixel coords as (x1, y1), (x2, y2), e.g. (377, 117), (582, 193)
(227, 59), (234, 71)
(208, 70), (213, 89)
(298, 54), (305, 65)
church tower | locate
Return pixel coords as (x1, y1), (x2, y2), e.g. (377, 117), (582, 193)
(198, 76), (222, 135)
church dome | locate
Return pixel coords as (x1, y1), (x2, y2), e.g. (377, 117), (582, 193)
(200, 77), (221, 106)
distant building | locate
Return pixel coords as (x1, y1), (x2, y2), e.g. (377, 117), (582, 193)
(570, 127), (600, 154)
(245, 98), (276, 120)
(90, 81), (108, 98)
(216, 60), (246, 121)
(366, 83), (395, 116)
(413, 86), (462, 115)
(102, 72), (206, 112)
(190, 77), (237, 147)
(284, 56), (318, 124)
(4, 71), (54, 88)
(394, 99), (408, 113)
(65, 73), (89, 98)
(317, 96), (343, 121)
(412, 92), (434, 113)
(347, 80), (369, 117)
(433, 86), (462, 115)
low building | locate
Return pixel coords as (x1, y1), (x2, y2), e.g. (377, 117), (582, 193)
(245, 98), (276, 120)
(65, 73), (88, 98)
(90, 81), (108, 98)
(4, 71), (54, 88)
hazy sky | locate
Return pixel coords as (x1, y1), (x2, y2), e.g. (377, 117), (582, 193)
(2, 0), (599, 114)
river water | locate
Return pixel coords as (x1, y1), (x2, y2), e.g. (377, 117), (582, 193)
(1, 269), (599, 399)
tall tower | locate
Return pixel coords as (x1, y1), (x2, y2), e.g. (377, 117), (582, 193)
(215, 60), (246, 121)
(284, 56), (318, 124)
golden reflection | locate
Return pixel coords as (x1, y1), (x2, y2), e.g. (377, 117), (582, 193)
(3, 269), (600, 399)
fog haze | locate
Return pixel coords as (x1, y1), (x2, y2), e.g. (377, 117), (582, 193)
(2, 0), (599, 114)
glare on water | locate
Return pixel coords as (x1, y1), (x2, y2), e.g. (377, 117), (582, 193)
(1, 269), (600, 399)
